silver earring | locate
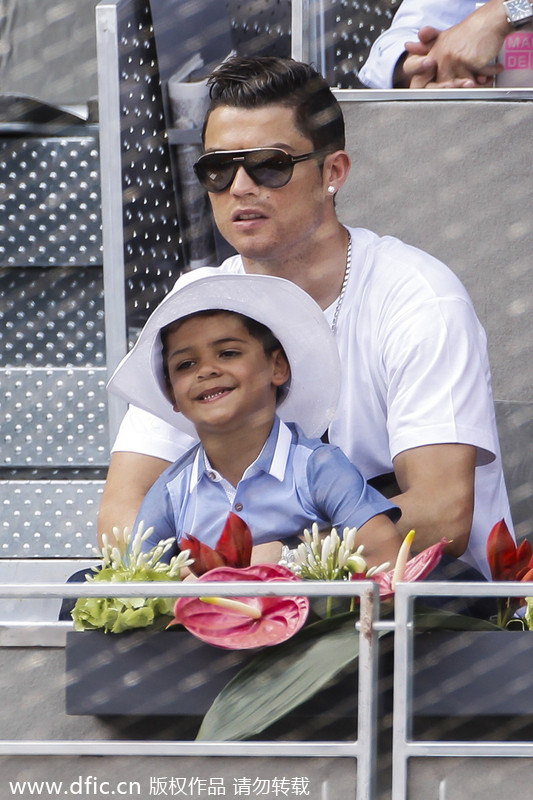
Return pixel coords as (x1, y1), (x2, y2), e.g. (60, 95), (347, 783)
(327, 185), (335, 194)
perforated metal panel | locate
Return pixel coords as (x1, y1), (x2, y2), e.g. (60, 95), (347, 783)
(116, 0), (184, 327)
(327, 0), (403, 87)
(1, 128), (106, 557)
(0, 481), (103, 557)
(225, 1), (403, 88)
(0, 136), (102, 267)
(0, 267), (105, 366)
(2, 367), (108, 468)
(228, 0), (292, 58)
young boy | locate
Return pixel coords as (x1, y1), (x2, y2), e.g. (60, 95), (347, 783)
(108, 268), (402, 570)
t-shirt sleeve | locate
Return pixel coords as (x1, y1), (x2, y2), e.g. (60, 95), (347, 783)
(382, 295), (497, 466)
(307, 445), (400, 531)
(134, 471), (179, 564)
(112, 404), (198, 462)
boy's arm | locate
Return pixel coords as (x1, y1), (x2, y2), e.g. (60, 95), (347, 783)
(353, 514), (402, 570)
(98, 405), (198, 546)
(251, 540), (284, 565)
(308, 446), (403, 569)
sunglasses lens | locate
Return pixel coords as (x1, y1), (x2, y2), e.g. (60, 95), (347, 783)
(194, 149), (298, 192)
(246, 150), (293, 188)
(194, 154), (237, 192)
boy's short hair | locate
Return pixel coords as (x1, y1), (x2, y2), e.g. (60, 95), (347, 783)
(161, 309), (283, 365)
(203, 56), (345, 155)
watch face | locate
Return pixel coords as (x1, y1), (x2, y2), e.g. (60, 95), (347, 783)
(506, 0), (533, 22)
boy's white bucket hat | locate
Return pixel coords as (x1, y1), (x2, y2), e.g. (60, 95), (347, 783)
(107, 267), (341, 439)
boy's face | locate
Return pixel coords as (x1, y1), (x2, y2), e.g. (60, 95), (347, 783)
(165, 312), (289, 436)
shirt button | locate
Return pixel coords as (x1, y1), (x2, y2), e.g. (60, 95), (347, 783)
(234, 503), (243, 512)
(208, 471), (216, 480)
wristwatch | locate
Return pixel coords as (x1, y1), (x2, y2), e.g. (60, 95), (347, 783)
(503, 0), (533, 27)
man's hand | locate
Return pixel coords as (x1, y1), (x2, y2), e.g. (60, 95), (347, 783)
(393, 49), (438, 88)
(394, 43), (480, 88)
(402, 0), (510, 89)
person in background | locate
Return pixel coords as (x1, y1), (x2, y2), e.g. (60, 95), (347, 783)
(359, 0), (530, 89)
(99, 55), (513, 582)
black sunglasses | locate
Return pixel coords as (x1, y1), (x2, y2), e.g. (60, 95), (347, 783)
(193, 147), (319, 193)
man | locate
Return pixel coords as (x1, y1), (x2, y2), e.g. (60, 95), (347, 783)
(99, 55), (512, 580)
(360, 0), (525, 89)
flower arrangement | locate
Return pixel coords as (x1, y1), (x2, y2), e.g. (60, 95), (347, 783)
(69, 513), (533, 740)
(71, 515), (447, 639)
(71, 522), (193, 633)
(281, 524), (448, 599)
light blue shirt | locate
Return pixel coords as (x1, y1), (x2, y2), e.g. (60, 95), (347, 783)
(137, 417), (399, 561)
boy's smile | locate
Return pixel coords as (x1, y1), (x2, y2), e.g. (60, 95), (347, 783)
(165, 312), (289, 436)
(195, 386), (234, 403)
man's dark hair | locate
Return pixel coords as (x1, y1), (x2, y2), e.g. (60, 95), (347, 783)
(203, 56), (345, 154)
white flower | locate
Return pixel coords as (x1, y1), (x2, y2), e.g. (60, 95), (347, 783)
(281, 524), (370, 581)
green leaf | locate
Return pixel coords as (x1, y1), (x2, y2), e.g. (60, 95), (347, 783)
(197, 612), (374, 741)
(414, 606), (502, 631)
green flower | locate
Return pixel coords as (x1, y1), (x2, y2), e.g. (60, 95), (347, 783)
(71, 522), (193, 633)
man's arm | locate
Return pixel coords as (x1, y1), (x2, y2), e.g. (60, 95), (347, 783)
(392, 442), (476, 556)
(97, 452), (172, 546)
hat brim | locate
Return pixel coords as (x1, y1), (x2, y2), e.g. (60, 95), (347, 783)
(107, 268), (341, 439)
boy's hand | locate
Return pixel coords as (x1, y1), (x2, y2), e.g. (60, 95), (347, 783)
(251, 540), (283, 565)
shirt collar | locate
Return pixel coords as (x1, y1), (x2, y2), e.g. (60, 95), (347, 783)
(188, 416), (292, 493)
(189, 446), (203, 494)
(256, 416), (292, 482)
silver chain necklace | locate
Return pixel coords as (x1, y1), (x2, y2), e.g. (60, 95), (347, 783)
(330, 234), (352, 334)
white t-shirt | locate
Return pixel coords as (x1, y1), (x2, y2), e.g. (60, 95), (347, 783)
(359, 0), (479, 89)
(113, 226), (512, 578)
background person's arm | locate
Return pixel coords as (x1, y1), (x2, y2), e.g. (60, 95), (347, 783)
(393, 38), (481, 88)
(359, 0), (477, 88)
(392, 442), (476, 556)
(98, 404), (198, 546)
(407, 0), (511, 88)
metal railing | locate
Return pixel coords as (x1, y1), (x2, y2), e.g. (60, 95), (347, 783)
(0, 579), (380, 800)
(392, 581), (533, 800)
(2, 579), (533, 797)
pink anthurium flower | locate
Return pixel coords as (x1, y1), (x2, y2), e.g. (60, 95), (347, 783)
(171, 564), (310, 649)
(359, 535), (448, 600)
(182, 512), (253, 577)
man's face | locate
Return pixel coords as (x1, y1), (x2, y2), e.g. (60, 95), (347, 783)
(202, 104), (330, 268)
